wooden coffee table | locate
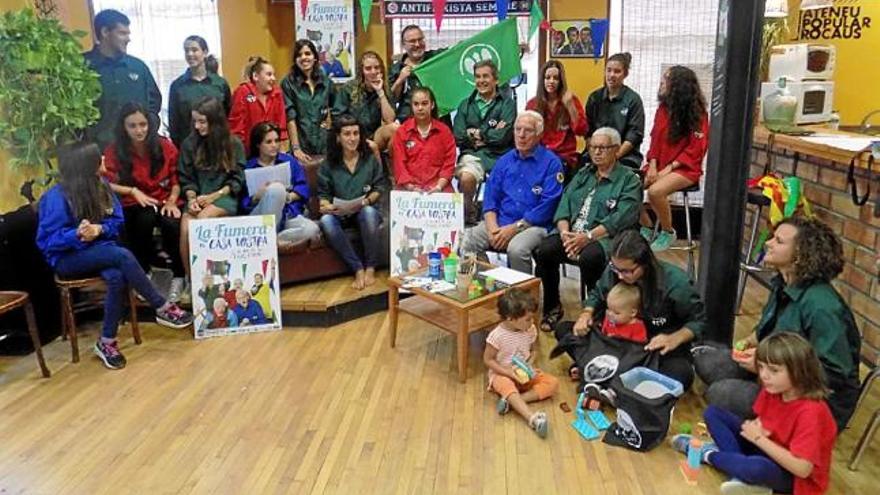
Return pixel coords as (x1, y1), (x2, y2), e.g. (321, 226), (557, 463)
(388, 263), (541, 382)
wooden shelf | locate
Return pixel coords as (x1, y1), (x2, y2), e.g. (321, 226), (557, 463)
(398, 296), (499, 334)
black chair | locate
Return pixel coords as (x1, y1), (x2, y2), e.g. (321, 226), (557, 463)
(736, 191), (774, 311)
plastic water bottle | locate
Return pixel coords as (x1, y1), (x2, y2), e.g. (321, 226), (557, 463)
(687, 437), (702, 470)
(428, 252), (442, 280)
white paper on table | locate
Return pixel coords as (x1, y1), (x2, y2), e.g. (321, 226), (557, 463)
(333, 195), (366, 216)
(481, 267), (535, 285)
(799, 134), (875, 153)
(244, 162), (291, 194)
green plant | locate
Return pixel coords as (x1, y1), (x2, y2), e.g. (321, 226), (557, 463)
(0, 8), (101, 173)
(760, 17), (789, 82)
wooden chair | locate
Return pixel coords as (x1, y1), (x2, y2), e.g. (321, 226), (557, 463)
(54, 276), (141, 363)
(848, 364), (880, 470)
(0, 291), (50, 377)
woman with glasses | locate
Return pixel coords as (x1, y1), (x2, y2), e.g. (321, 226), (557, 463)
(534, 127), (641, 332)
(553, 229), (706, 389)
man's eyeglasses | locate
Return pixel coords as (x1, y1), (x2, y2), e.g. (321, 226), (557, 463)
(608, 260), (638, 277)
(589, 145), (617, 152)
(404, 37), (425, 45)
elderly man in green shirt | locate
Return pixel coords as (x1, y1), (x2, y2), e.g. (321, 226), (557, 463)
(83, 9), (161, 150)
(453, 59), (516, 225)
(534, 127), (642, 331)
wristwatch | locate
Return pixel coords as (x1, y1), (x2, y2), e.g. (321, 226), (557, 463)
(516, 220), (526, 232)
(586, 229), (594, 241)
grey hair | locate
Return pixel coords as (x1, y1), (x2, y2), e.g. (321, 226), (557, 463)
(591, 126), (621, 146)
(516, 110), (544, 135)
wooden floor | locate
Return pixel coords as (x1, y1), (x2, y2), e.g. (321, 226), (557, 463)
(279, 271), (390, 312)
(0, 252), (877, 494)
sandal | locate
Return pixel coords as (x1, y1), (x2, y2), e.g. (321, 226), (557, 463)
(540, 306), (564, 333)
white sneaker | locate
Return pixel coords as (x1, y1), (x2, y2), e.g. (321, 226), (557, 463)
(179, 279), (192, 306)
(168, 277), (185, 303)
(720, 479), (772, 495)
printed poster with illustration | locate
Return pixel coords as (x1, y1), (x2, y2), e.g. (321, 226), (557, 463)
(188, 215), (282, 339)
(390, 191), (464, 276)
(295, 0), (356, 82)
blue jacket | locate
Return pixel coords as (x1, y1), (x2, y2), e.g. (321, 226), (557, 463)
(240, 152), (311, 219)
(482, 144), (564, 229)
(233, 300), (268, 325)
(35, 183), (124, 268)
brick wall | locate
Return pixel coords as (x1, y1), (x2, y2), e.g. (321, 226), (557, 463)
(748, 143), (879, 365)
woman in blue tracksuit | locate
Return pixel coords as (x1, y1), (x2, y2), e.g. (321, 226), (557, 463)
(36, 141), (193, 370)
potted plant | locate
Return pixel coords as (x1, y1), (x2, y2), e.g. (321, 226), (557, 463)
(0, 6), (100, 352)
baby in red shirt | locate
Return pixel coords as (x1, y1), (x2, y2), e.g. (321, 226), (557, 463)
(601, 283), (648, 343)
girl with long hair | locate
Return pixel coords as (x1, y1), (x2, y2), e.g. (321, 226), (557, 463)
(168, 35), (231, 147)
(641, 65), (709, 251)
(36, 141), (192, 369)
(525, 60), (587, 180)
(317, 114), (389, 290)
(228, 55), (288, 151)
(281, 39), (335, 166)
(103, 102), (186, 297)
(584, 52), (646, 170)
(332, 51), (398, 153)
(241, 121), (320, 249)
(178, 96), (245, 284)
(391, 87), (455, 192)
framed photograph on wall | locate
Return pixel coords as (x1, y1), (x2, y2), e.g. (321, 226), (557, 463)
(549, 19), (605, 59)
(295, 0), (356, 82)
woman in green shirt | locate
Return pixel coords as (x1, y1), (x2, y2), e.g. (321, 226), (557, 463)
(281, 39), (335, 167)
(694, 217), (861, 430)
(317, 114), (388, 291)
(168, 36), (231, 147)
(332, 51), (398, 154)
(178, 97), (245, 281)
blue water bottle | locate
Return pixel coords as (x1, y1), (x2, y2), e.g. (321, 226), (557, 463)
(428, 252), (442, 280)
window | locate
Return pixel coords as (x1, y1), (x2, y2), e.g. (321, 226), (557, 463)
(90, 0), (222, 133)
(390, 17), (538, 112)
(609, 0), (718, 204)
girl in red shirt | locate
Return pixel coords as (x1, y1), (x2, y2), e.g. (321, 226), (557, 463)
(641, 65), (709, 252)
(526, 60), (587, 181)
(391, 87), (455, 192)
(103, 102), (185, 285)
(673, 332), (837, 495)
(228, 56), (288, 151)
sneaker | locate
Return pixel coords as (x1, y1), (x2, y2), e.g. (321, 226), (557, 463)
(720, 479), (772, 495)
(94, 340), (126, 370)
(583, 382), (617, 408)
(168, 277), (185, 303)
(155, 302), (194, 329)
(640, 226), (655, 242)
(650, 229), (676, 252)
(529, 411), (549, 438)
(496, 397), (510, 415)
(540, 305), (563, 333)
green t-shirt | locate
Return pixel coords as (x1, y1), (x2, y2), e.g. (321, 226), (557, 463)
(332, 81), (389, 138)
(280, 70), (335, 155)
(317, 154), (389, 202)
(168, 70), (232, 147)
(177, 135), (246, 214)
(452, 88), (516, 173)
(584, 85), (646, 169)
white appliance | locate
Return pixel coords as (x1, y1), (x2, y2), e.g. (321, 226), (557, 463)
(768, 43), (836, 81)
(760, 80), (834, 124)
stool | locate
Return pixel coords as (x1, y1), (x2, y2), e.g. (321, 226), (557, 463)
(848, 365), (880, 470)
(736, 191), (773, 311)
(55, 275), (141, 363)
(667, 184), (700, 283)
(0, 291), (50, 378)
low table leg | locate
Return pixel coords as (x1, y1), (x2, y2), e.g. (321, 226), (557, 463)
(24, 300), (50, 378)
(388, 286), (399, 348)
(457, 309), (469, 383)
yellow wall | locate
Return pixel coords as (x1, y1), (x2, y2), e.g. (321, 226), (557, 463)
(785, 0), (879, 125)
(548, 0), (608, 103)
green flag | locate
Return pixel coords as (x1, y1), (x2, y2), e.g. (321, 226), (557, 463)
(414, 19), (522, 115)
(528, 0), (545, 40)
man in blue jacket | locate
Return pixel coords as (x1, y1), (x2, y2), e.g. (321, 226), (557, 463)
(460, 111), (564, 274)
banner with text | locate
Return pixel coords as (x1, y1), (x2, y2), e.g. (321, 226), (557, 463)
(384, 0), (531, 18)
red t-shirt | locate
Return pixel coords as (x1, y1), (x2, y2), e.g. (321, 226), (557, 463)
(526, 96), (588, 168)
(753, 389), (837, 495)
(103, 137), (180, 208)
(228, 81), (289, 152)
(644, 103), (709, 183)
(600, 316), (648, 343)
(391, 118), (456, 192)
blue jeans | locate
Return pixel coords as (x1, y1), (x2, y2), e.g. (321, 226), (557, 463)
(250, 183), (321, 244)
(55, 244), (166, 339)
(319, 205), (382, 272)
(704, 405), (794, 493)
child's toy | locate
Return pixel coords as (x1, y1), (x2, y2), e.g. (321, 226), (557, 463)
(679, 437), (702, 485)
(571, 409), (600, 440)
(732, 342), (751, 361)
(511, 356), (535, 384)
(586, 410), (611, 430)
(619, 367), (684, 399)
(678, 422), (693, 435)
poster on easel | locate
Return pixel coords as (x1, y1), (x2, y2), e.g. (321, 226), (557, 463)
(295, 0), (356, 82)
(389, 191), (464, 276)
(188, 215), (282, 339)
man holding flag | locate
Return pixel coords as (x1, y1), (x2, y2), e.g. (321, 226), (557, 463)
(389, 25), (447, 123)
